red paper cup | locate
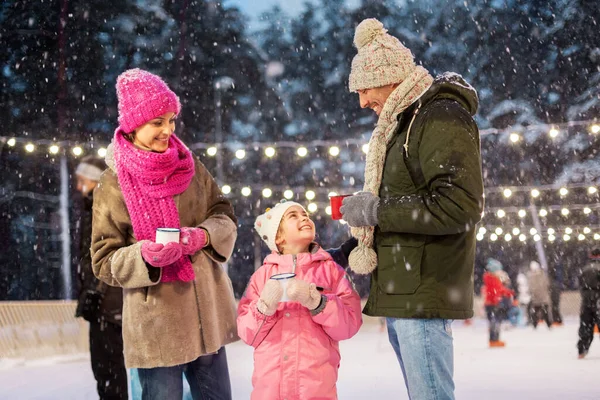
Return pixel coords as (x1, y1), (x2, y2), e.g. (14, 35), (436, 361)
(329, 194), (352, 220)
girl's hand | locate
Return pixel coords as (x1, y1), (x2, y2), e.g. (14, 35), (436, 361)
(287, 279), (321, 310)
(257, 279), (283, 316)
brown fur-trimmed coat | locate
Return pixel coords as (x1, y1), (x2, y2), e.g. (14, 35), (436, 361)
(91, 150), (239, 369)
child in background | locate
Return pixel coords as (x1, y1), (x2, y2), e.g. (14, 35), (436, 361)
(237, 201), (362, 400)
(483, 258), (514, 347)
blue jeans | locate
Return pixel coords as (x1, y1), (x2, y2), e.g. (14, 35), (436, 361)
(137, 347), (232, 400)
(387, 318), (455, 400)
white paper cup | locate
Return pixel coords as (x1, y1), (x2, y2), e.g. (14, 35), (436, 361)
(270, 272), (296, 302)
(155, 228), (180, 245)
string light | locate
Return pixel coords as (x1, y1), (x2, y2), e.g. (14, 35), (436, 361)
(362, 144), (369, 154)
(305, 190), (316, 200)
(49, 145), (60, 155)
(518, 209), (526, 218)
(519, 234), (527, 242)
(221, 185), (231, 194)
(479, 227), (487, 234)
(235, 149), (246, 159)
(584, 207), (592, 214)
(262, 188), (272, 198)
(539, 209), (548, 217)
(7, 138), (16, 147)
(328, 146), (340, 157)
(529, 228), (537, 235)
(561, 208), (570, 216)
(548, 234), (556, 242)
(490, 233), (498, 241)
(584, 227), (591, 234)
(595, 233), (600, 240)
(307, 203), (318, 213)
(207, 147), (217, 156)
(547, 228), (555, 235)
(509, 133), (520, 143)
(297, 147), (308, 157)
(25, 143), (35, 152)
(512, 227), (520, 235)
(503, 189), (512, 198)
(497, 209), (506, 218)
(283, 190), (294, 200)
(549, 127), (560, 138)
(265, 147), (276, 157)
(578, 234), (586, 241)
(241, 187), (251, 196)
(533, 234), (541, 242)
(72, 146), (83, 156)
(531, 189), (540, 198)
(495, 227), (503, 235)
(325, 206), (332, 215)
(591, 124), (600, 134)
(559, 187), (569, 196)
(588, 187), (597, 194)
(97, 148), (107, 158)
(565, 227), (573, 234)
(504, 233), (512, 241)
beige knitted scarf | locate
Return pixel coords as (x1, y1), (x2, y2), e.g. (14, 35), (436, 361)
(348, 66), (434, 275)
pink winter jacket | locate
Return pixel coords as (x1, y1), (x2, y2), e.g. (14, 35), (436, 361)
(237, 245), (363, 400)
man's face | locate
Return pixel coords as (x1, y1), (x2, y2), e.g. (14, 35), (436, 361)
(76, 175), (98, 197)
(357, 84), (398, 116)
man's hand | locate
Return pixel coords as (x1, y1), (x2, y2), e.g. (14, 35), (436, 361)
(340, 191), (379, 227)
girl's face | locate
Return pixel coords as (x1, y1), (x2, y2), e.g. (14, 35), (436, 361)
(276, 205), (315, 254)
(132, 112), (176, 153)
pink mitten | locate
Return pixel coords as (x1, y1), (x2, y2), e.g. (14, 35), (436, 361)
(257, 279), (283, 316)
(287, 279), (321, 310)
(180, 227), (209, 256)
(141, 241), (183, 267)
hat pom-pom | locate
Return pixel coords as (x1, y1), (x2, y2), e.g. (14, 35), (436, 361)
(348, 245), (378, 275)
(354, 18), (386, 49)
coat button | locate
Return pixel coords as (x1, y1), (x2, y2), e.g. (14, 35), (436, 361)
(285, 312), (290, 317)
(283, 355), (288, 361)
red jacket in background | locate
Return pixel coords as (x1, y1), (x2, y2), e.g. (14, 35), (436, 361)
(483, 271), (514, 306)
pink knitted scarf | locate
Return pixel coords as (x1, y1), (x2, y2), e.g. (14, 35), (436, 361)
(113, 129), (196, 282)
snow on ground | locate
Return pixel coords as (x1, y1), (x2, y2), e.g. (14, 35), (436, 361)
(1, 316), (598, 399)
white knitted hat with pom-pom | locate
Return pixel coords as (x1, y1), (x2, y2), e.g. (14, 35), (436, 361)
(349, 18), (417, 92)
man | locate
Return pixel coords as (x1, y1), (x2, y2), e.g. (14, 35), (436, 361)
(74, 155), (127, 399)
(577, 249), (600, 359)
(340, 18), (484, 399)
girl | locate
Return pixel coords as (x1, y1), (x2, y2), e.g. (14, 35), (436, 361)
(237, 201), (363, 400)
(91, 68), (238, 400)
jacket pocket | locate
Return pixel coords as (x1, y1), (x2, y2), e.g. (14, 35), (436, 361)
(377, 240), (424, 295)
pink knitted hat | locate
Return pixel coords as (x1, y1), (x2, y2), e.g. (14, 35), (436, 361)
(116, 68), (181, 133)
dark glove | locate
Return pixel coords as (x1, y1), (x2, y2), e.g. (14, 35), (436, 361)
(75, 290), (103, 322)
(141, 241), (183, 267)
(340, 191), (379, 227)
(326, 237), (358, 268)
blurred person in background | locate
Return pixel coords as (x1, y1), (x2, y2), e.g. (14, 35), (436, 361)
(577, 249), (600, 359)
(74, 155), (127, 400)
(527, 261), (553, 329)
(483, 259), (514, 347)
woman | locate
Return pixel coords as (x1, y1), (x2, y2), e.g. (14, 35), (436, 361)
(91, 68), (238, 400)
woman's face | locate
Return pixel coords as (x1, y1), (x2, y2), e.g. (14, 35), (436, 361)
(132, 112), (177, 153)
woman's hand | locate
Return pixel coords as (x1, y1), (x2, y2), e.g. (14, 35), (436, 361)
(180, 227), (209, 256)
(141, 241), (183, 267)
